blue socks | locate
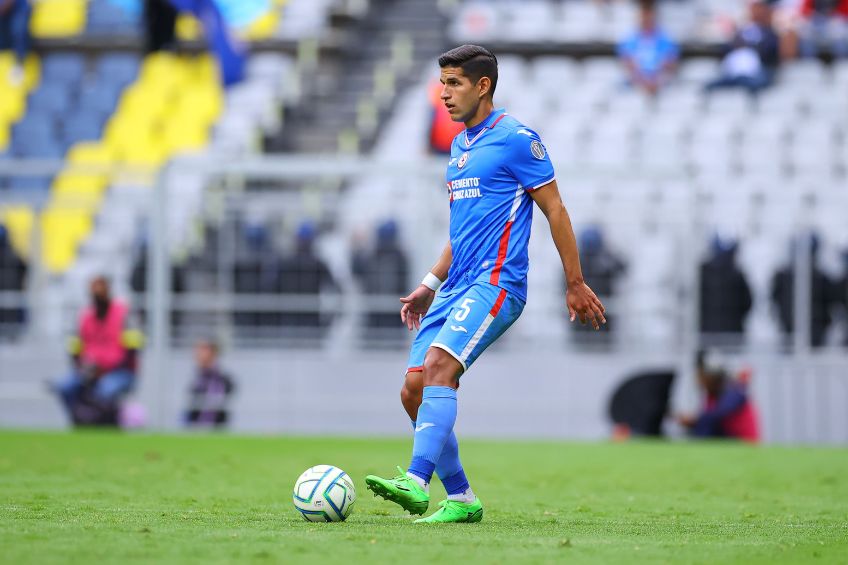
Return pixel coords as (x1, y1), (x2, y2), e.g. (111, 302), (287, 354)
(410, 420), (470, 496)
(408, 386), (468, 494)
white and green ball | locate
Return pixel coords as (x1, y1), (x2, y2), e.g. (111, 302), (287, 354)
(292, 465), (356, 522)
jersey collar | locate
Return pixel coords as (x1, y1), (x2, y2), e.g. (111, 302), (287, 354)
(463, 108), (507, 148)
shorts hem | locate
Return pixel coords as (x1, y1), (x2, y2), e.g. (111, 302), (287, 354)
(430, 342), (468, 373)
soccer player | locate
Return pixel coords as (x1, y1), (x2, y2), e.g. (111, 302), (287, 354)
(365, 45), (606, 523)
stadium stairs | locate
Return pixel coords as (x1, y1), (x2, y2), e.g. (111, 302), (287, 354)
(264, 0), (448, 153)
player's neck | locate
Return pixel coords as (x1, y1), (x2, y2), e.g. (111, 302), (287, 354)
(464, 100), (495, 130)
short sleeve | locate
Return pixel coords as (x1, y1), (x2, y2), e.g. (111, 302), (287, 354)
(503, 128), (555, 192)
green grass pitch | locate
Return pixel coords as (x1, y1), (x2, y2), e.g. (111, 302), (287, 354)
(1, 431), (846, 564)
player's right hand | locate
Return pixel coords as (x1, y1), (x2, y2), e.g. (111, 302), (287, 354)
(399, 286), (435, 331)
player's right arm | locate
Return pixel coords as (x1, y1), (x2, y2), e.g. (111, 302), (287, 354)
(399, 241), (452, 331)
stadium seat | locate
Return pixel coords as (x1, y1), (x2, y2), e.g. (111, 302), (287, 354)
(86, 0), (141, 36)
(8, 175), (53, 194)
(77, 82), (123, 115)
(756, 89), (802, 117)
(779, 60), (828, 86)
(28, 86), (74, 117)
(95, 53), (141, 88)
(68, 141), (117, 167)
(678, 58), (720, 84)
(706, 90), (754, 117)
(41, 53), (86, 87)
(1, 205), (34, 257)
(834, 60), (848, 87)
(531, 56), (579, 87)
(62, 112), (107, 149)
(581, 57), (622, 85)
(30, 0), (87, 37)
(52, 172), (108, 212)
(40, 206), (93, 273)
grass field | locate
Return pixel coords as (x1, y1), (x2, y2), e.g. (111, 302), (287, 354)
(1, 431), (846, 564)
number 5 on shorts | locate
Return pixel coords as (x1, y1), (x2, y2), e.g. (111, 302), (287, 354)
(454, 298), (475, 322)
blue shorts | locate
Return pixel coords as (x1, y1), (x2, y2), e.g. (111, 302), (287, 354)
(407, 282), (525, 375)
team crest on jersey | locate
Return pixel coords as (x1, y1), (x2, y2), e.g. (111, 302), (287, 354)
(530, 140), (546, 160)
(457, 152), (469, 169)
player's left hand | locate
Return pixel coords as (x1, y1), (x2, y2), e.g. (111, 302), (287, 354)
(400, 285), (436, 331)
(566, 282), (606, 331)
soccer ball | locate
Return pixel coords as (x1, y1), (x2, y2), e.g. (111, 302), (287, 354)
(292, 465), (356, 522)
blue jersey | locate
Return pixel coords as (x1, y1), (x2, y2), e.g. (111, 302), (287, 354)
(442, 109), (555, 302)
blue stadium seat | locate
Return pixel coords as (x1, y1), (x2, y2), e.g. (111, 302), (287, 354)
(96, 53), (141, 88)
(62, 111), (106, 147)
(11, 116), (62, 158)
(86, 0), (142, 36)
(42, 53), (87, 87)
(28, 87), (74, 117)
(77, 82), (122, 114)
(8, 175), (53, 196)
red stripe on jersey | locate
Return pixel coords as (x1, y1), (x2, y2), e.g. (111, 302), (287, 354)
(489, 288), (508, 317)
(489, 114), (507, 129)
(407, 366), (424, 373)
(489, 220), (513, 285)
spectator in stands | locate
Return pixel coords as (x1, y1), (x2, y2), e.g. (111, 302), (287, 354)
(705, 0), (781, 95)
(52, 276), (143, 426)
(617, 2), (679, 96)
(796, 0), (848, 58)
(274, 221), (339, 334)
(352, 220), (410, 333)
(0, 224), (27, 336)
(184, 338), (235, 428)
(570, 226), (625, 340)
(0, 0), (31, 84)
(677, 351), (760, 443)
(699, 236), (752, 342)
(770, 233), (840, 347)
(427, 78), (464, 154)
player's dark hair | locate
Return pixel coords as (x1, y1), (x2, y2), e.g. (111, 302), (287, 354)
(438, 44), (498, 98)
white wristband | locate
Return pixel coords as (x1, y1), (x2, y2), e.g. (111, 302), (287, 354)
(420, 272), (443, 292)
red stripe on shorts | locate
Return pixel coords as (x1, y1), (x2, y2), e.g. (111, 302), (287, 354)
(489, 288), (508, 317)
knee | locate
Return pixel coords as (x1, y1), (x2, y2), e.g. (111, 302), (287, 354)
(422, 349), (460, 388)
(400, 379), (421, 409)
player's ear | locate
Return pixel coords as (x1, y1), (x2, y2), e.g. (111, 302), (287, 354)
(477, 76), (492, 99)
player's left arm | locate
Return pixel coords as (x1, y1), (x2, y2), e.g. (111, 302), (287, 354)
(530, 181), (606, 330)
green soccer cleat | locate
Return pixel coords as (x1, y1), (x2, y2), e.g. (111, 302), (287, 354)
(414, 497), (484, 524)
(364, 466), (430, 515)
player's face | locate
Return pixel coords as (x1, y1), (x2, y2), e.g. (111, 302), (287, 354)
(440, 66), (481, 123)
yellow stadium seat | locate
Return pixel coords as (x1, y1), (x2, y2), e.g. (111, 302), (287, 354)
(52, 172), (109, 194)
(0, 86), (26, 123)
(1, 206), (35, 258)
(30, 0), (86, 38)
(162, 120), (209, 153)
(67, 142), (117, 167)
(0, 121), (9, 151)
(239, 10), (279, 41)
(172, 86), (223, 125)
(41, 207), (93, 273)
(23, 55), (40, 90)
(195, 55), (218, 83)
(121, 138), (169, 168)
(51, 172), (108, 211)
(176, 14), (202, 41)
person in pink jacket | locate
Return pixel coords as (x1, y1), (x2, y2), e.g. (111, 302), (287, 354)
(53, 276), (143, 425)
